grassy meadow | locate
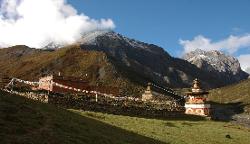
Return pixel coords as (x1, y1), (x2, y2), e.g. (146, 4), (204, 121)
(1, 90), (250, 144)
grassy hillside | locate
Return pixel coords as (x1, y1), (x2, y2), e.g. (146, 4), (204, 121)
(0, 90), (162, 144)
(209, 79), (250, 112)
(0, 45), (144, 96)
(1, 90), (250, 144)
(77, 111), (250, 144)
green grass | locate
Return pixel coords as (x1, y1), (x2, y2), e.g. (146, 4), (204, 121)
(209, 79), (250, 102)
(0, 90), (162, 144)
(209, 79), (250, 112)
(75, 111), (250, 144)
(1, 90), (250, 144)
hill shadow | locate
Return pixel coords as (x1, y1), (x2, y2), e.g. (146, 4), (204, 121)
(58, 110), (168, 144)
(210, 101), (247, 122)
(0, 90), (167, 144)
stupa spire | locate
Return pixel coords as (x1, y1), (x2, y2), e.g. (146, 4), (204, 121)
(184, 78), (211, 117)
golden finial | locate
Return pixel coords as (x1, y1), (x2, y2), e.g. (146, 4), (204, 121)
(193, 78), (200, 89)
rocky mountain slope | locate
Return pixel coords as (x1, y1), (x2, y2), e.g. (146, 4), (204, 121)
(0, 45), (146, 96)
(0, 31), (248, 96)
(183, 49), (249, 85)
(246, 67), (250, 74)
(77, 31), (236, 88)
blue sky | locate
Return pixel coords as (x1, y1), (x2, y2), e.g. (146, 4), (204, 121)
(68, 0), (250, 57)
(0, 0), (250, 71)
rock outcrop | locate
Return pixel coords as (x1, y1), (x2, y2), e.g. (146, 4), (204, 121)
(183, 49), (249, 85)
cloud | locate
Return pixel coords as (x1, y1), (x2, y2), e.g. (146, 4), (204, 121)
(179, 34), (250, 54)
(232, 27), (242, 33)
(0, 0), (115, 48)
(238, 54), (250, 72)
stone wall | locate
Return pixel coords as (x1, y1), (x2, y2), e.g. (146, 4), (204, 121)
(2, 89), (48, 103)
(2, 89), (185, 118)
(48, 94), (185, 118)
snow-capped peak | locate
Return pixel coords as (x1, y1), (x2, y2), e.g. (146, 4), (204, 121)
(183, 49), (243, 74)
(77, 30), (152, 50)
(77, 30), (110, 45)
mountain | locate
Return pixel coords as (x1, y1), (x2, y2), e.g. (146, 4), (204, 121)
(246, 67), (250, 75)
(43, 42), (64, 50)
(183, 49), (249, 85)
(0, 45), (145, 96)
(77, 31), (237, 87)
(0, 31), (248, 96)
